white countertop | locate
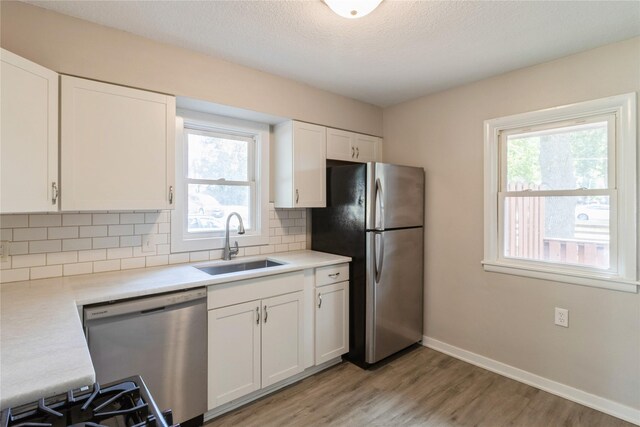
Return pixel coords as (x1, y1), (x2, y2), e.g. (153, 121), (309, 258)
(0, 250), (350, 410)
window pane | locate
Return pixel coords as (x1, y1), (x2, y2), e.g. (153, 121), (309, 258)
(506, 121), (608, 191)
(187, 184), (251, 233)
(187, 132), (249, 181)
(503, 196), (609, 269)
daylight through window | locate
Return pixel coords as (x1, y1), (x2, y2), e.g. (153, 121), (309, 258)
(483, 93), (637, 292)
(500, 116), (613, 269)
(185, 128), (255, 234)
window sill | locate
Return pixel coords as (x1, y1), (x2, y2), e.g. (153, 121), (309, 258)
(171, 234), (269, 253)
(481, 260), (639, 293)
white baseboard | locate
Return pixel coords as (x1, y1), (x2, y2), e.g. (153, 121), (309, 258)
(422, 336), (640, 426)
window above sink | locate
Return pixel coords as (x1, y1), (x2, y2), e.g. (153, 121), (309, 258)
(171, 110), (270, 253)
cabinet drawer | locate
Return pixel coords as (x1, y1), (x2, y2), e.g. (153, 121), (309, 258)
(207, 271), (304, 310)
(315, 263), (349, 287)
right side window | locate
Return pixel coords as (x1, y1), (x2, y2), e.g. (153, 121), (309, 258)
(483, 93), (637, 292)
(501, 114), (614, 269)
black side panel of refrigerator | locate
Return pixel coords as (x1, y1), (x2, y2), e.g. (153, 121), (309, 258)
(311, 163), (367, 365)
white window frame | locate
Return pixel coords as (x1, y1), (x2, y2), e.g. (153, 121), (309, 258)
(482, 93), (638, 293)
(171, 109), (269, 253)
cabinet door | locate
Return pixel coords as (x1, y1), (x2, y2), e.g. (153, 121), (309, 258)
(208, 301), (261, 409)
(353, 134), (380, 163)
(0, 49), (58, 213)
(315, 281), (349, 365)
(293, 122), (326, 208)
(326, 128), (354, 162)
(261, 291), (304, 387)
(60, 76), (175, 210)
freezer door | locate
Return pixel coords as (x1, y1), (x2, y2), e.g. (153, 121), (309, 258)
(365, 227), (424, 363)
(366, 163), (424, 230)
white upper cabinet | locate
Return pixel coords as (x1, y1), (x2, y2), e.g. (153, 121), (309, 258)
(274, 121), (326, 208)
(1, 49), (59, 213)
(60, 76), (175, 211)
(326, 127), (381, 163)
(353, 133), (380, 162)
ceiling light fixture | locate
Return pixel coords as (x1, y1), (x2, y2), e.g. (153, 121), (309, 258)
(324, 0), (383, 19)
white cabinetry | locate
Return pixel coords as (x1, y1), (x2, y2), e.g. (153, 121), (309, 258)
(60, 76), (175, 210)
(314, 263), (349, 365)
(207, 300), (261, 405)
(274, 121), (326, 208)
(207, 272), (304, 409)
(0, 49), (58, 213)
(326, 127), (381, 163)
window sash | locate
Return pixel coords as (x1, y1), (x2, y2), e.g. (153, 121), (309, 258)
(498, 113), (616, 192)
(496, 113), (618, 274)
(183, 182), (256, 238)
(182, 126), (256, 238)
(496, 190), (618, 274)
(184, 127), (256, 182)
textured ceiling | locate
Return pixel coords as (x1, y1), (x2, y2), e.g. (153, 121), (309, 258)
(24, 0), (640, 107)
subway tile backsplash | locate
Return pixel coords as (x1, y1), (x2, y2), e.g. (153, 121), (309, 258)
(0, 203), (307, 283)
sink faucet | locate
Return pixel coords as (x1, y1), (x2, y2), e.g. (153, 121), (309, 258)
(222, 212), (245, 260)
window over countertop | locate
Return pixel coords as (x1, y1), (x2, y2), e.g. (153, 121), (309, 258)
(482, 93), (638, 292)
(171, 110), (269, 253)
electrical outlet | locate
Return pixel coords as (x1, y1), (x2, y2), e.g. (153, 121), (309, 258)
(555, 307), (569, 327)
(141, 235), (155, 253)
(0, 241), (10, 262)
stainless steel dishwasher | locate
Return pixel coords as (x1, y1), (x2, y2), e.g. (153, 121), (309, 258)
(84, 288), (207, 425)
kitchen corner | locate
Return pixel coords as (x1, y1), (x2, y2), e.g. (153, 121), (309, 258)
(0, 250), (350, 411)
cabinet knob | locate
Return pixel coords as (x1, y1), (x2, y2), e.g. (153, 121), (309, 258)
(356, 147), (360, 159)
(264, 305), (268, 323)
(351, 147), (355, 158)
(256, 306), (260, 324)
(168, 186), (174, 204)
(318, 292), (322, 308)
(295, 189), (299, 204)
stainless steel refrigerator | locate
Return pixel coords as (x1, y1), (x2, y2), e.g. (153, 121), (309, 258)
(312, 162), (424, 366)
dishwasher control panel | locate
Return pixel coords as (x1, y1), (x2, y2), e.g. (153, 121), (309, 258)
(84, 288), (207, 321)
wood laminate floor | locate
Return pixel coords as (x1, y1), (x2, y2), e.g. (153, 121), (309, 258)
(206, 346), (634, 426)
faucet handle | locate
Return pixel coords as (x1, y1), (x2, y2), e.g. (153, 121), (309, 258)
(230, 241), (240, 256)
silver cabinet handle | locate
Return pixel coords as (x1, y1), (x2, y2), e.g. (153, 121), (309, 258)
(351, 146), (355, 158)
(256, 306), (260, 324)
(328, 272), (340, 279)
(295, 189), (299, 204)
(356, 147), (360, 159)
(264, 305), (268, 323)
(318, 292), (322, 309)
(51, 182), (59, 205)
(169, 186), (174, 204)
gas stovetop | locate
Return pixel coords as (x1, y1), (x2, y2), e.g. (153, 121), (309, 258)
(1, 376), (175, 427)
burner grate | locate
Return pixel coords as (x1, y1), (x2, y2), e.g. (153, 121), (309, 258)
(1, 377), (171, 427)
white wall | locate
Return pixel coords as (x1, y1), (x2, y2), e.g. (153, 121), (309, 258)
(383, 37), (640, 411)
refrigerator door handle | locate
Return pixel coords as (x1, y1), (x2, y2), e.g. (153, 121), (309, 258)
(374, 232), (384, 283)
(375, 178), (384, 230)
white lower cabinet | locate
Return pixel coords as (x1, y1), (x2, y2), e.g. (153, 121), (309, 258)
(315, 281), (349, 365)
(207, 300), (261, 408)
(261, 292), (305, 387)
(208, 287), (304, 410)
(207, 265), (350, 414)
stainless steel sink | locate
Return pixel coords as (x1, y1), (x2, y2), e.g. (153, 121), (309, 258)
(197, 259), (284, 276)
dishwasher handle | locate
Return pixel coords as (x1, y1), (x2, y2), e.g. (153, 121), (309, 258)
(84, 288), (206, 322)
